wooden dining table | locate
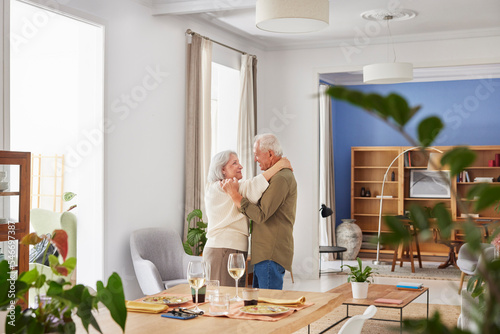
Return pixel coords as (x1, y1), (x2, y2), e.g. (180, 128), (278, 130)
(76, 284), (344, 334)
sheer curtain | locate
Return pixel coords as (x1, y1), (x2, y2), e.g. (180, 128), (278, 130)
(237, 54), (257, 179)
(319, 84), (336, 260)
(184, 34), (213, 238)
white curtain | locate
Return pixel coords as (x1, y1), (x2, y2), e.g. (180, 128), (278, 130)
(319, 84), (336, 260)
(184, 34), (213, 238)
(237, 54), (257, 179)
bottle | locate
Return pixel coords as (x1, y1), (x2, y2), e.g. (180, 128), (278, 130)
(360, 187), (366, 197)
(365, 189), (371, 197)
(391, 171), (395, 181)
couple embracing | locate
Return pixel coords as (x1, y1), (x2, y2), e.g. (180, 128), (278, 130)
(204, 133), (297, 290)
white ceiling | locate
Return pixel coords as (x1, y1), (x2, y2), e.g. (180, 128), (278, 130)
(151, 0), (500, 51)
(149, 0), (500, 84)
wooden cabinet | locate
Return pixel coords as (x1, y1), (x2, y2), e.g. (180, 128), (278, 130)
(0, 151), (31, 275)
(351, 146), (500, 259)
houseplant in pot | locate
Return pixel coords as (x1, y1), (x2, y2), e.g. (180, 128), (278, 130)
(342, 257), (374, 299)
(183, 209), (207, 256)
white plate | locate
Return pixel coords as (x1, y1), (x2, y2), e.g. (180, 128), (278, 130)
(240, 305), (290, 316)
(142, 296), (190, 306)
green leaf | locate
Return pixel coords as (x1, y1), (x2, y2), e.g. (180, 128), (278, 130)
(63, 192), (77, 202)
(433, 203), (453, 239)
(34, 273), (46, 289)
(466, 183), (489, 200)
(196, 221), (208, 229)
(474, 185), (500, 212)
(418, 116), (443, 147)
(463, 221), (482, 250)
(186, 209), (203, 223)
(46, 280), (64, 296)
(18, 267), (39, 285)
(364, 94), (389, 118)
(183, 241), (193, 255)
(378, 216), (412, 247)
(74, 287), (101, 333)
(409, 205), (430, 231)
(441, 147), (476, 176)
(96, 273), (127, 332)
(0, 262), (29, 308)
(387, 93), (412, 126)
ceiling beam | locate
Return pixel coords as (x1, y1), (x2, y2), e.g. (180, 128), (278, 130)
(152, 0), (256, 15)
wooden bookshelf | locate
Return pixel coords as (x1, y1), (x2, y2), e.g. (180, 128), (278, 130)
(351, 146), (500, 258)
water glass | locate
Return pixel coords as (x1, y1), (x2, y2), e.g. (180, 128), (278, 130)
(209, 292), (230, 316)
(242, 288), (259, 306)
(206, 280), (220, 302)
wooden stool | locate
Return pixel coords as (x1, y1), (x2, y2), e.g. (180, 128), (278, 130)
(391, 225), (422, 273)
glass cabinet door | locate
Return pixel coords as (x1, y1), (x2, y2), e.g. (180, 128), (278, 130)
(0, 151), (31, 276)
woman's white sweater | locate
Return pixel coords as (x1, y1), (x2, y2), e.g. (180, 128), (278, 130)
(204, 174), (268, 252)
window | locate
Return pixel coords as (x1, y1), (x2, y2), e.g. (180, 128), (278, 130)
(211, 62), (240, 155)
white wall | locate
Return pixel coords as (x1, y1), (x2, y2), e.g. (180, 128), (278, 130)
(3, 0), (500, 298)
(37, 0), (263, 299)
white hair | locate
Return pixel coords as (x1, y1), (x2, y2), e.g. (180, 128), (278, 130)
(207, 150), (237, 183)
(254, 133), (283, 157)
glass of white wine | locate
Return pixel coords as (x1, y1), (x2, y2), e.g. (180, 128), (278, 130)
(227, 253), (245, 302)
(187, 260), (207, 313)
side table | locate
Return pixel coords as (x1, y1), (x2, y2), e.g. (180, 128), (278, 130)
(319, 246), (347, 276)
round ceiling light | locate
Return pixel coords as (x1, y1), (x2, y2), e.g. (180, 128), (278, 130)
(256, 0), (329, 33)
(363, 62), (414, 84)
(360, 9), (417, 22)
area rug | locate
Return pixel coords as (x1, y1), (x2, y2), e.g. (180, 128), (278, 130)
(293, 303), (461, 334)
(325, 260), (463, 281)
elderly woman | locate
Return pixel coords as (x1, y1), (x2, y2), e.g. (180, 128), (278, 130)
(203, 150), (291, 286)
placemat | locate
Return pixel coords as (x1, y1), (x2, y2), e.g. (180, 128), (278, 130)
(204, 301), (314, 322)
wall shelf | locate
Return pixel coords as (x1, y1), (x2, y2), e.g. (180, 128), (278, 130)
(351, 145), (500, 257)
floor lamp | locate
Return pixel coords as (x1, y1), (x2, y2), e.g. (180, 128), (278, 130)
(373, 146), (444, 265)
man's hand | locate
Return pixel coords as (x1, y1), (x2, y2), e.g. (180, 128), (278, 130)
(221, 177), (243, 208)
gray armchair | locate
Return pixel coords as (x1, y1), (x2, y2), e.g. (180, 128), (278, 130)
(130, 227), (200, 296)
(456, 242), (495, 294)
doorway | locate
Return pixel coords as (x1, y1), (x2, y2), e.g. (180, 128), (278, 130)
(9, 0), (105, 287)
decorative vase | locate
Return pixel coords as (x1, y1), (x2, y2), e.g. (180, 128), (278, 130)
(351, 282), (369, 299)
(336, 219), (362, 260)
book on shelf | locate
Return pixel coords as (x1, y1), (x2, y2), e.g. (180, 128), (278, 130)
(396, 282), (423, 289)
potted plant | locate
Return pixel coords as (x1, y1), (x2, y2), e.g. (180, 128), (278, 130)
(183, 209), (207, 256)
(342, 257), (374, 299)
(0, 229), (127, 333)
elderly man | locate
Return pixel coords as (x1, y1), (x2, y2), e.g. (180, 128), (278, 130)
(223, 133), (297, 290)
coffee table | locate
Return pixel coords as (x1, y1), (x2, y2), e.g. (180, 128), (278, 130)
(322, 283), (429, 333)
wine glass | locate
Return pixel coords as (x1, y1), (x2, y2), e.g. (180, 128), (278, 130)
(187, 260), (207, 313)
(227, 253), (245, 302)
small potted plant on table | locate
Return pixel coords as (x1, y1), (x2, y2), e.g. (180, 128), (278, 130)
(342, 257), (375, 299)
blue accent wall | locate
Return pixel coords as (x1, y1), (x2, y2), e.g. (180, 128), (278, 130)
(332, 78), (500, 227)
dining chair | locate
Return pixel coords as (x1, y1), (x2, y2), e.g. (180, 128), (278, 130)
(130, 227), (200, 295)
(338, 305), (377, 334)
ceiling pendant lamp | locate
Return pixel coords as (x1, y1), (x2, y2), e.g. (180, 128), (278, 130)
(362, 10), (417, 84)
(256, 0), (329, 33)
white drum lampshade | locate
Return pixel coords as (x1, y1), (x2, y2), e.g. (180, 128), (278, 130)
(256, 0), (329, 33)
(363, 62), (413, 84)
